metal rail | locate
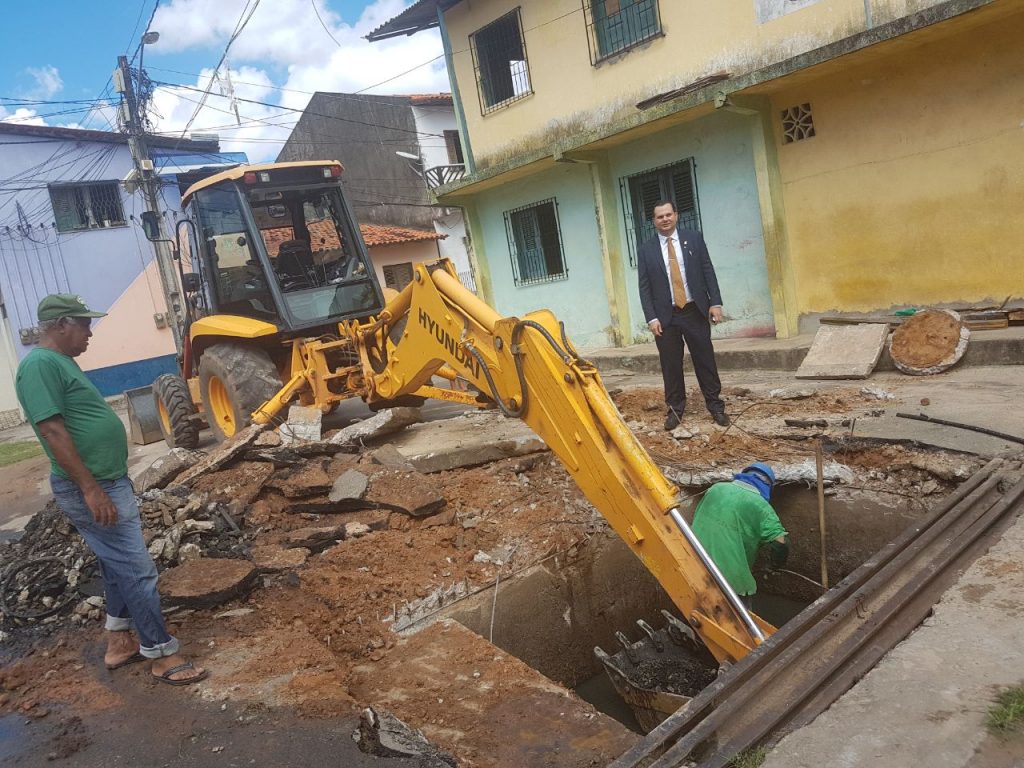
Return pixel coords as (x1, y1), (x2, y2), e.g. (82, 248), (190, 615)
(610, 458), (1024, 768)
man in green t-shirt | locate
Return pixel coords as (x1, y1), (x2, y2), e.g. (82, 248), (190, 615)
(16, 294), (206, 687)
(692, 462), (789, 606)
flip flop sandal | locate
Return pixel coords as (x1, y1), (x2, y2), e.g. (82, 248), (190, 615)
(105, 652), (146, 670)
(152, 661), (209, 686)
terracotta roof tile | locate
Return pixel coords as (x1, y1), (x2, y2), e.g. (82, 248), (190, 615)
(259, 221), (444, 256)
(360, 223), (445, 247)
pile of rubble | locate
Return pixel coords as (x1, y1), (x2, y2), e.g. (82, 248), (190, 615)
(0, 407), (452, 630)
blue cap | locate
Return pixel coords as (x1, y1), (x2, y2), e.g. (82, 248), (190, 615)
(743, 462), (776, 487)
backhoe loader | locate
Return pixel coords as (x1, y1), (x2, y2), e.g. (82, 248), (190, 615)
(141, 161), (774, 714)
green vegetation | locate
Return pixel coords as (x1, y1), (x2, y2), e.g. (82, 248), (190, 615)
(987, 685), (1024, 736)
(730, 745), (769, 768)
(0, 441), (43, 467)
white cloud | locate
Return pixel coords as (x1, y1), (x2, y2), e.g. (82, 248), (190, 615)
(145, 0), (450, 162)
(0, 106), (48, 126)
(25, 65), (64, 99)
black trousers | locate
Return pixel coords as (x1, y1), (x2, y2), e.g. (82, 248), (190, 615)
(654, 303), (724, 415)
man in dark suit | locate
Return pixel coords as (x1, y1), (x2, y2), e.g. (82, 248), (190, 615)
(637, 200), (729, 430)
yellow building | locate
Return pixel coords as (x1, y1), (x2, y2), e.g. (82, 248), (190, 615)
(371, 0), (1024, 342)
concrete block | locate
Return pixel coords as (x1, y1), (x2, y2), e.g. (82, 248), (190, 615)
(279, 405), (323, 445)
(796, 324), (889, 379)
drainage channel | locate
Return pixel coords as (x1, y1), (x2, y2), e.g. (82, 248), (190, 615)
(610, 457), (1024, 768)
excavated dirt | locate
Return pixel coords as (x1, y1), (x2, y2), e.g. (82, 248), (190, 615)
(0, 384), (986, 766)
(890, 310), (964, 368)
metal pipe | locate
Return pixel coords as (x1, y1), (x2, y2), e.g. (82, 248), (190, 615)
(668, 507), (766, 643)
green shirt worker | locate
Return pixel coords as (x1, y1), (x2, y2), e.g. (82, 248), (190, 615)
(692, 462), (788, 607)
(15, 294), (206, 686)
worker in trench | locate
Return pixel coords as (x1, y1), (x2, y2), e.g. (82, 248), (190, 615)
(691, 462), (789, 609)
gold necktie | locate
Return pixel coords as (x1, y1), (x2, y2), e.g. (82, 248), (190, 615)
(667, 237), (688, 308)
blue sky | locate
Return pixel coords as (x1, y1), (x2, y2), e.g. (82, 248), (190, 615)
(0, 1), (448, 161)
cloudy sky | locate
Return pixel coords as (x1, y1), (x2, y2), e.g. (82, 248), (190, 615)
(0, 0), (449, 161)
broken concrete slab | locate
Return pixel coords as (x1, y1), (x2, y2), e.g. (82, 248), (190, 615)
(796, 324), (890, 379)
(175, 424), (267, 486)
(283, 525), (348, 552)
(380, 412), (547, 474)
(251, 545), (308, 571)
(188, 461), (275, 506)
(279, 405), (323, 445)
(329, 469), (369, 503)
(365, 470), (445, 518)
(356, 707), (457, 767)
(158, 558), (258, 608)
(368, 443), (416, 471)
(665, 459), (855, 488)
(133, 448), (202, 491)
(329, 407), (422, 446)
(242, 441), (358, 467)
(266, 460), (335, 499)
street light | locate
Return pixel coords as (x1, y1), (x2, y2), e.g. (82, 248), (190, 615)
(139, 31), (160, 78)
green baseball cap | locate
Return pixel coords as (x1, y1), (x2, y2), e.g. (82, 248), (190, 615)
(37, 294), (107, 321)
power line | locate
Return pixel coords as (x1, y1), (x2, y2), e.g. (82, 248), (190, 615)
(310, 0), (342, 47)
(177, 0), (262, 141)
(152, 80), (447, 139)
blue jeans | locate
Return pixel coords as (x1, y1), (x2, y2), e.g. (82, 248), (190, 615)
(51, 474), (179, 659)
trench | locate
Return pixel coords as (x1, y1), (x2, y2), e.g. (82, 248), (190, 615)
(430, 479), (920, 733)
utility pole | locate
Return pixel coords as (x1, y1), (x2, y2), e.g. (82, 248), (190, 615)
(114, 54), (183, 351)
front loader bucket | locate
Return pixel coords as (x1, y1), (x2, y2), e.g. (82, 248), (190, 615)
(594, 610), (719, 733)
(124, 385), (162, 445)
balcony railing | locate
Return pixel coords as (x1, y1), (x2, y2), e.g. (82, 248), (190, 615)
(424, 164), (466, 190)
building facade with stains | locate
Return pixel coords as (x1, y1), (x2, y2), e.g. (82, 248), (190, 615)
(0, 123), (244, 423)
(369, 0), (1024, 346)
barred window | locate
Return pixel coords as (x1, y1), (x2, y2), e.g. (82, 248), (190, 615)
(470, 9), (532, 115)
(585, 0), (663, 64)
(504, 199), (567, 286)
(620, 158), (701, 267)
(49, 182), (126, 233)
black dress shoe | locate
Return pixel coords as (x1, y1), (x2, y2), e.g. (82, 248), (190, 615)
(712, 411), (731, 427)
(664, 412), (682, 431)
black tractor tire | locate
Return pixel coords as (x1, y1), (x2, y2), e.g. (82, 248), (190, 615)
(198, 344), (282, 442)
(153, 374), (200, 449)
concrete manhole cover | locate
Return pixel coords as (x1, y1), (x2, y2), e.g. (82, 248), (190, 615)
(889, 309), (969, 375)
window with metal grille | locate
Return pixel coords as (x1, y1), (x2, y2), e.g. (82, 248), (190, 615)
(48, 182), (126, 233)
(504, 199), (567, 286)
(620, 158), (701, 267)
(470, 9), (532, 115)
(444, 130), (464, 165)
(584, 0), (662, 64)
(382, 262), (414, 291)
(781, 103), (815, 143)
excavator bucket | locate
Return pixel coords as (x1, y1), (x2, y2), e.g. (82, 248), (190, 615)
(594, 610), (719, 733)
(124, 385), (163, 445)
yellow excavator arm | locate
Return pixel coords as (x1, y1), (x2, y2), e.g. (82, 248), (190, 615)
(356, 260), (773, 664)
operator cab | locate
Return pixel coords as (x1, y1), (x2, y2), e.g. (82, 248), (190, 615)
(179, 162), (384, 332)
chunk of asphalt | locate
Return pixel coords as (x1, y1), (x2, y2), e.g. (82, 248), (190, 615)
(355, 707), (458, 766)
(329, 407), (422, 445)
(158, 559), (258, 609)
(175, 424), (267, 486)
(369, 443), (416, 471)
(134, 447), (201, 491)
(329, 469), (370, 503)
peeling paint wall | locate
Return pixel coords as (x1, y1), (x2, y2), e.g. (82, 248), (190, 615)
(469, 163), (615, 348)
(772, 8), (1024, 322)
(442, 0), (952, 166)
(609, 111), (776, 340)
